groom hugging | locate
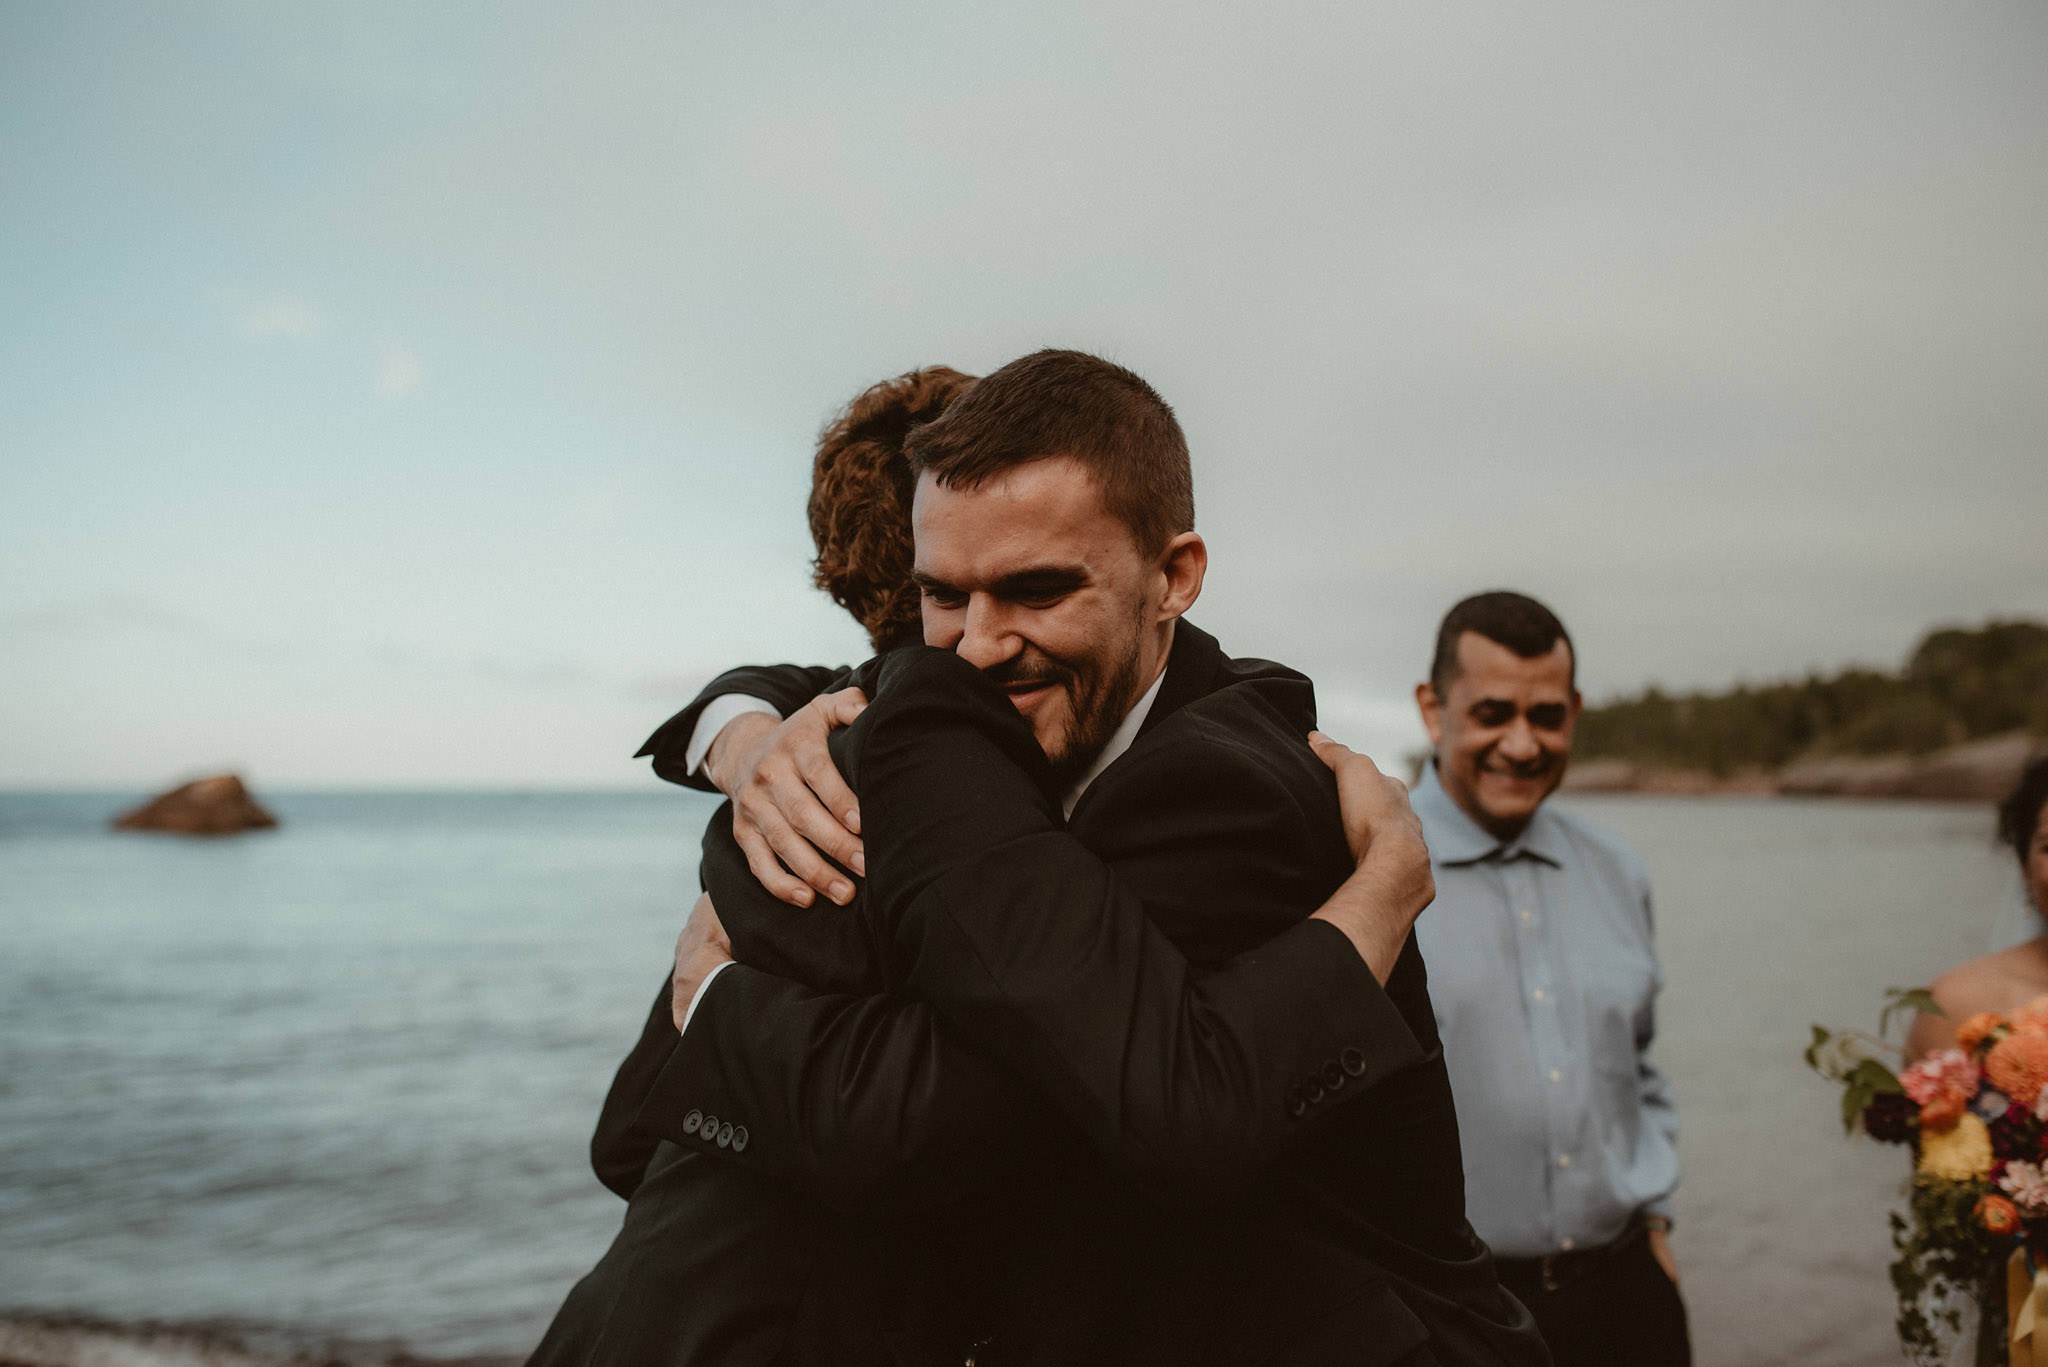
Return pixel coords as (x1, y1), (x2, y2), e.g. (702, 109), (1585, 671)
(535, 350), (1547, 1366)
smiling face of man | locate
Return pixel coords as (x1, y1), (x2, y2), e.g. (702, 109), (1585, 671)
(911, 456), (1197, 786)
(1418, 631), (1582, 841)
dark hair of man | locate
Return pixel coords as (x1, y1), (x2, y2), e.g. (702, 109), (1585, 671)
(1429, 590), (1577, 695)
(902, 348), (1194, 555)
(809, 366), (978, 652)
(1997, 757), (2048, 866)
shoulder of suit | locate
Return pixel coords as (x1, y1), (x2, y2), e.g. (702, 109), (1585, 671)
(1114, 673), (1331, 811)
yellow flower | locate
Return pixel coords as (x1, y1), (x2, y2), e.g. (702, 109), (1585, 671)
(1918, 1113), (1994, 1182)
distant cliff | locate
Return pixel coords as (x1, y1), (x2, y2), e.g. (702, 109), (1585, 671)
(1568, 619), (2048, 800)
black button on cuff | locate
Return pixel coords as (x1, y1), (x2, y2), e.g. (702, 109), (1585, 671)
(1322, 1062), (1346, 1090)
(731, 1126), (749, 1153)
(682, 1109), (703, 1136)
(1286, 1086), (1307, 1118)
(1341, 1047), (1367, 1077)
(716, 1122), (735, 1149)
(699, 1114), (718, 1140)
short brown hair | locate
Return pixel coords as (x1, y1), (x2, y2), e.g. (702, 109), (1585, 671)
(903, 348), (1193, 554)
(809, 366), (977, 650)
(1430, 591), (1577, 694)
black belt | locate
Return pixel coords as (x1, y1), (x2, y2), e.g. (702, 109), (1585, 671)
(1493, 1219), (1649, 1296)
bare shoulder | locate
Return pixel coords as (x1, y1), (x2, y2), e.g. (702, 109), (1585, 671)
(1929, 942), (2048, 1018)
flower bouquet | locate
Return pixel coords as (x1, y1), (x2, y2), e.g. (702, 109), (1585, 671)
(1809, 989), (2048, 1366)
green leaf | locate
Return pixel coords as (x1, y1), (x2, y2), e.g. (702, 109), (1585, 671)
(1849, 1056), (1904, 1094)
(1883, 987), (1943, 1038)
(1805, 1024), (1832, 1072)
(1843, 1079), (1876, 1134)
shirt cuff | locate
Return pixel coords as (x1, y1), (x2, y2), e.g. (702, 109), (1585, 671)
(677, 959), (735, 1038)
(684, 694), (780, 780)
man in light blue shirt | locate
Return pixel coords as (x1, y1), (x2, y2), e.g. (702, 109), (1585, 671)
(1410, 591), (1687, 1367)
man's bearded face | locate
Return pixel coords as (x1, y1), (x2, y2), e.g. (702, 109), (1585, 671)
(911, 458), (1167, 786)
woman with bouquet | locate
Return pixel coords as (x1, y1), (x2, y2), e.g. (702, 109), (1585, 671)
(1908, 760), (2048, 1061)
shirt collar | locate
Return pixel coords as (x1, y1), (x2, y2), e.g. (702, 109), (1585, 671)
(1060, 655), (1169, 819)
(1411, 761), (1566, 867)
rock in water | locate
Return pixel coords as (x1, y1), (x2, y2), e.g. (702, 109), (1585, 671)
(113, 774), (279, 836)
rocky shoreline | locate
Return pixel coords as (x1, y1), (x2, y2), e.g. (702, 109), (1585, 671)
(1564, 730), (2042, 802)
(0, 1312), (518, 1367)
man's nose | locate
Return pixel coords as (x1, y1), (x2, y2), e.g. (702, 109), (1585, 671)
(1497, 717), (1541, 762)
(954, 596), (1020, 672)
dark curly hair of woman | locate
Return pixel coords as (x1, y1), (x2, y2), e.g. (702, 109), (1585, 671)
(1999, 757), (2048, 865)
(809, 365), (976, 651)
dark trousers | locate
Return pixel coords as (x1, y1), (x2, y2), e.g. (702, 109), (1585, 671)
(1493, 1226), (1691, 1367)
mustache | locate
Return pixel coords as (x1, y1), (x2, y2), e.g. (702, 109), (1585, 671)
(1484, 753), (1559, 778)
(983, 653), (1076, 691)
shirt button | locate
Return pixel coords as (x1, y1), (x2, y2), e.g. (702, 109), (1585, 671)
(1518, 908), (1535, 924)
(1530, 988), (1546, 1004)
(1560, 1237), (1576, 1252)
(1548, 1069), (1563, 1083)
(1556, 1153), (1572, 1169)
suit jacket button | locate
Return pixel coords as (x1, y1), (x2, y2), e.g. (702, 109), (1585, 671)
(682, 1109), (703, 1136)
(1341, 1047), (1367, 1077)
(1322, 1061), (1346, 1090)
(1305, 1079), (1326, 1104)
(699, 1114), (718, 1141)
(716, 1122), (735, 1149)
(1286, 1086), (1307, 1118)
(731, 1126), (749, 1153)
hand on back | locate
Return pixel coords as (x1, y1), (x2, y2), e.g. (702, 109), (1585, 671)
(1304, 731), (1437, 983)
(705, 688), (869, 907)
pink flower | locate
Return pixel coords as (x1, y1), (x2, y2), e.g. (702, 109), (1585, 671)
(1902, 1049), (1982, 1123)
(1999, 1160), (2048, 1216)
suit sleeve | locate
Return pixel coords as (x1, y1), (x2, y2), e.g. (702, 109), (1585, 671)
(588, 975), (684, 1199)
(629, 964), (1064, 1222)
(844, 648), (1427, 1192)
(634, 663), (849, 789)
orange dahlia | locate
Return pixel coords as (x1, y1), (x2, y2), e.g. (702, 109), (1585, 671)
(1987, 1032), (2048, 1107)
(1920, 1093), (1968, 1131)
(2013, 997), (2048, 1038)
(1978, 1193), (2023, 1236)
(1957, 1012), (2008, 1054)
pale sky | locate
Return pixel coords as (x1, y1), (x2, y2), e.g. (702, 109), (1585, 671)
(4, 3), (2044, 787)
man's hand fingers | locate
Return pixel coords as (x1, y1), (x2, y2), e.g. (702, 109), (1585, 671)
(732, 819), (816, 908)
(1308, 729), (1395, 782)
(763, 829), (855, 906)
(794, 753), (864, 871)
(821, 686), (869, 728)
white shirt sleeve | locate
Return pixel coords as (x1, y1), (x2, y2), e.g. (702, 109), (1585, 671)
(683, 694), (781, 780)
(677, 960), (736, 1038)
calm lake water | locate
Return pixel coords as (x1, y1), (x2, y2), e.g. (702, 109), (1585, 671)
(0, 789), (2024, 1366)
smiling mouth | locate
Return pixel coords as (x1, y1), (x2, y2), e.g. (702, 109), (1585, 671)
(1003, 681), (1058, 710)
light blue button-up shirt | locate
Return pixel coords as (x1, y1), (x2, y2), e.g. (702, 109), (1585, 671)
(1410, 763), (1680, 1258)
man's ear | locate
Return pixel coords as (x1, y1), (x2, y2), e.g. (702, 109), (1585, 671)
(1414, 681), (1445, 748)
(1155, 532), (1206, 621)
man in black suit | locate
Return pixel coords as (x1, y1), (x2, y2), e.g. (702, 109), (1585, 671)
(532, 350), (1545, 1365)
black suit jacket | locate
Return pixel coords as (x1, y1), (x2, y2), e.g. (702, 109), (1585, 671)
(533, 624), (1545, 1367)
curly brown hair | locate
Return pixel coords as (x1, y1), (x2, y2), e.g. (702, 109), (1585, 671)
(809, 366), (977, 650)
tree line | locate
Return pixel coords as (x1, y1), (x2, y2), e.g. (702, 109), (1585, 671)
(1574, 620), (2048, 776)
